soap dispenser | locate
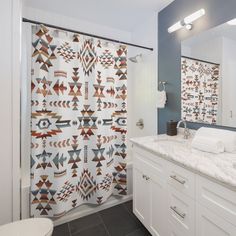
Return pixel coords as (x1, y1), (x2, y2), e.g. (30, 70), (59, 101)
(166, 120), (178, 136)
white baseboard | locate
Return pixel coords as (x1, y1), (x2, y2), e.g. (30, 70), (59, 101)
(54, 194), (133, 226)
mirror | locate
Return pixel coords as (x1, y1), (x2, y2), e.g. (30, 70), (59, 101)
(181, 19), (236, 128)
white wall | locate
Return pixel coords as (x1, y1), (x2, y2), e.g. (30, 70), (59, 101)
(0, 0), (13, 225)
(0, 0), (21, 225)
(183, 37), (222, 64)
(23, 7), (132, 42)
(129, 12), (158, 139)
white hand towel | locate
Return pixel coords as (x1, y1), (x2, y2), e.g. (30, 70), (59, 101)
(157, 90), (167, 108)
(195, 127), (236, 153)
(191, 135), (224, 154)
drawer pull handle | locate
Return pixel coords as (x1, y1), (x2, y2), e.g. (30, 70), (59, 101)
(170, 206), (186, 219)
(170, 175), (186, 185)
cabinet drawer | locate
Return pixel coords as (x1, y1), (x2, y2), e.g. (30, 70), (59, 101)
(167, 161), (195, 199)
(167, 186), (195, 236)
(196, 175), (236, 226)
(196, 204), (236, 236)
(133, 150), (166, 180)
(167, 220), (190, 236)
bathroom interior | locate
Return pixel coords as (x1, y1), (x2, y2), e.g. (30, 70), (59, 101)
(1, 0), (236, 235)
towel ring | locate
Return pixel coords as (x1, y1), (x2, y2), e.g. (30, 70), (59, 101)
(159, 81), (167, 91)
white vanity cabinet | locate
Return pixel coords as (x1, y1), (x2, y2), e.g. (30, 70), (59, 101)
(133, 147), (167, 236)
(132, 145), (236, 236)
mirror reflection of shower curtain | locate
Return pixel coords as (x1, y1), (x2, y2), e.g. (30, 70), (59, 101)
(30, 25), (127, 218)
(181, 57), (220, 125)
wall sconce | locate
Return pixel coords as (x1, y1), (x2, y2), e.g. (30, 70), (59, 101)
(168, 9), (205, 33)
(227, 18), (236, 25)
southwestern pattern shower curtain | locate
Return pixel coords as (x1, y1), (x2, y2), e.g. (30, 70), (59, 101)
(31, 25), (127, 217)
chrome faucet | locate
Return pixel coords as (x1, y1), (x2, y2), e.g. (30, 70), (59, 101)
(176, 119), (190, 139)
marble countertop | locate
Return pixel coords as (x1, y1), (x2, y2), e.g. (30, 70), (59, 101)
(130, 134), (236, 190)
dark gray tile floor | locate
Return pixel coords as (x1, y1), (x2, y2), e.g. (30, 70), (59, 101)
(53, 201), (151, 236)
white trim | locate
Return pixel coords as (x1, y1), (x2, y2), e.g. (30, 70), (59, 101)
(54, 194), (133, 226)
(12, 0), (22, 221)
(20, 22), (32, 220)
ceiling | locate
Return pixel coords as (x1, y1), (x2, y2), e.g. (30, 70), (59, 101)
(23, 0), (174, 31)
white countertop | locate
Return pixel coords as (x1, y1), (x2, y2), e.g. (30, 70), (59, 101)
(130, 134), (236, 190)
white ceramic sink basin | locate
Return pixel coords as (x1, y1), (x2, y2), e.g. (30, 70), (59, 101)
(151, 138), (191, 154)
(156, 139), (185, 144)
(152, 138), (187, 146)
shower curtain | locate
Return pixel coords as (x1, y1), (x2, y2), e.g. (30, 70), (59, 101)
(30, 25), (127, 218)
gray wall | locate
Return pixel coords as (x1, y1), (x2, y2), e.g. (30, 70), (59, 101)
(158, 0), (236, 134)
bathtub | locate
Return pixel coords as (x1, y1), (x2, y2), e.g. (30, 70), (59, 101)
(21, 161), (133, 226)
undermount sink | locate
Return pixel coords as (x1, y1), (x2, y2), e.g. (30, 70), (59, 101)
(151, 138), (191, 154)
(152, 138), (186, 145)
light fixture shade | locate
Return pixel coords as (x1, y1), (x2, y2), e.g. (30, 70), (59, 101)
(184, 9), (205, 24)
(227, 18), (236, 25)
(167, 8), (205, 33)
(168, 21), (183, 33)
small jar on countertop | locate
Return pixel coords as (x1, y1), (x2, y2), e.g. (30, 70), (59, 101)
(166, 120), (178, 136)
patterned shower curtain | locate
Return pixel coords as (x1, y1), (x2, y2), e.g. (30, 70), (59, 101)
(30, 25), (127, 218)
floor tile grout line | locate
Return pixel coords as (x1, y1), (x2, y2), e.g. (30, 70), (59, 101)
(122, 202), (138, 221)
(122, 202), (131, 213)
(125, 228), (139, 236)
(122, 202), (149, 233)
(58, 201), (139, 236)
(98, 202), (144, 236)
(68, 212), (103, 235)
(67, 222), (72, 236)
(97, 212), (111, 236)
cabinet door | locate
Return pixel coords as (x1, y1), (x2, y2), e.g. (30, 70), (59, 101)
(196, 204), (236, 236)
(149, 176), (167, 236)
(133, 167), (150, 225)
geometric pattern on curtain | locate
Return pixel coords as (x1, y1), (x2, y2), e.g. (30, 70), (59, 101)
(181, 56), (220, 124)
(30, 25), (127, 218)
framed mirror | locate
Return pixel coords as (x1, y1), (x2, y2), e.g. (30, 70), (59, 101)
(181, 18), (236, 128)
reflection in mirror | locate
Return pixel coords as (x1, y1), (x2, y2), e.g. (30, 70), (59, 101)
(181, 18), (236, 128)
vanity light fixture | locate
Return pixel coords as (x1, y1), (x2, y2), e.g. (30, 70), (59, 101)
(227, 18), (236, 25)
(168, 9), (205, 33)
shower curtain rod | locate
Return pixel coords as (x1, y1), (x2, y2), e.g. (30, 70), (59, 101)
(22, 18), (154, 51)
